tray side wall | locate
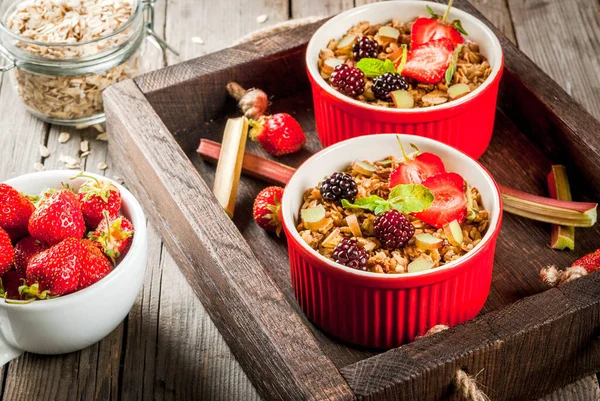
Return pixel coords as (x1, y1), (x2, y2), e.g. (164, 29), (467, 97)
(103, 80), (355, 401)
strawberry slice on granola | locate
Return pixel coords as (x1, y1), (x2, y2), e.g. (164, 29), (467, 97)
(400, 38), (454, 84)
(413, 172), (467, 229)
(389, 152), (445, 187)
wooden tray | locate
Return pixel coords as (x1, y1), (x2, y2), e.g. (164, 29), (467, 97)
(104, 1), (600, 399)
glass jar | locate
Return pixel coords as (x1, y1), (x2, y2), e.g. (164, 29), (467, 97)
(0, 0), (173, 126)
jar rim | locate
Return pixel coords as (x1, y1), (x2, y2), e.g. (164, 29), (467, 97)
(0, 0), (142, 47)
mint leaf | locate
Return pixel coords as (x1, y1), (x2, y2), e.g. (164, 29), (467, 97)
(356, 58), (396, 78)
(341, 195), (389, 213)
(388, 184), (434, 213)
(445, 44), (463, 85)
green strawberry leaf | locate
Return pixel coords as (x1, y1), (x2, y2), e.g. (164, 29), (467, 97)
(388, 184), (434, 214)
(445, 44), (463, 85)
(396, 44), (408, 74)
(452, 19), (468, 35)
(356, 58), (397, 78)
(426, 5), (439, 18)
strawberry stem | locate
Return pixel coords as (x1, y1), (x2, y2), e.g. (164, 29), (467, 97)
(442, 0), (454, 23)
(71, 171), (101, 186)
(396, 136), (409, 162)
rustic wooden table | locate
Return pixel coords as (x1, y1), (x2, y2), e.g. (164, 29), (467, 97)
(0, 0), (599, 400)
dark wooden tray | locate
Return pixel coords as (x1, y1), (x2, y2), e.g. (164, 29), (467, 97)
(104, 1), (600, 400)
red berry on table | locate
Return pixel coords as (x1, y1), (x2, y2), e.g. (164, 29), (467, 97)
(400, 38), (454, 84)
(88, 211), (134, 264)
(28, 189), (86, 246)
(75, 173), (122, 229)
(571, 249), (600, 274)
(0, 183), (35, 241)
(78, 239), (112, 290)
(332, 238), (369, 271)
(389, 152), (446, 187)
(26, 237), (84, 296)
(253, 186), (284, 235)
(329, 64), (366, 98)
(249, 113), (306, 156)
(0, 228), (14, 276)
(14, 236), (47, 275)
(374, 210), (415, 249)
(413, 172), (467, 229)
(411, 1), (467, 48)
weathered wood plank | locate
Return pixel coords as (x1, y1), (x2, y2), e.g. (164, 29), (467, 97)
(104, 79), (355, 401)
(291, 0), (352, 18)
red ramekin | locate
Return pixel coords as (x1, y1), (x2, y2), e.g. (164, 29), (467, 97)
(281, 134), (502, 349)
(306, 1), (504, 159)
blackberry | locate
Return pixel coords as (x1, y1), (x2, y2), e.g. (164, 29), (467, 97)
(373, 210), (415, 249)
(352, 36), (378, 61)
(329, 64), (365, 98)
(320, 172), (358, 204)
(372, 73), (409, 100)
(333, 238), (368, 271)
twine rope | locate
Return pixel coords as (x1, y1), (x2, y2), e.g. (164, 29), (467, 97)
(540, 265), (587, 287)
(422, 325), (490, 401)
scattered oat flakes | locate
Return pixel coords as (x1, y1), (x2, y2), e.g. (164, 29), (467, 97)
(96, 133), (108, 141)
(191, 36), (204, 45)
(33, 162), (45, 172)
(93, 124), (105, 133)
(80, 151), (91, 158)
(58, 132), (71, 144)
(80, 141), (89, 153)
(38, 144), (50, 158)
(59, 155), (81, 169)
(98, 162), (108, 170)
(256, 14), (268, 24)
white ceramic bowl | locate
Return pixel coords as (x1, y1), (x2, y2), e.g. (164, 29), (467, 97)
(0, 170), (147, 364)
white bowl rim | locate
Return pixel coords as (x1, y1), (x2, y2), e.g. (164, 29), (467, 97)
(281, 134), (502, 279)
(306, 0), (504, 114)
(1, 170), (147, 309)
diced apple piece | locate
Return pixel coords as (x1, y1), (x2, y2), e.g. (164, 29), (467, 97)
(322, 228), (341, 247)
(390, 90), (414, 109)
(346, 214), (362, 237)
(378, 26), (400, 42)
(301, 205), (327, 230)
(415, 234), (443, 250)
(443, 220), (464, 246)
(336, 34), (357, 51)
(407, 256), (435, 273)
(352, 160), (376, 176)
(323, 58), (345, 74)
(386, 46), (404, 62)
(447, 83), (471, 100)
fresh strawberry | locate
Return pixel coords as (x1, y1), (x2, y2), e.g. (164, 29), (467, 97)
(411, 1), (467, 48)
(253, 186), (284, 235)
(14, 236), (47, 275)
(28, 189), (85, 245)
(26, 237), (84, 296)
(413, 172), (467, 229)
(89, 211), (134, 264)
(0, 183), (35, 241)
(0, 228), (14, 276)
(249, 113), (306, 156)
(401, 38), (454, 84)
(0, 269), (26, 300)
(74, 173), (122, 229)
(390, 152), (446, 187)
(78, 239), (112, 290)
(571, 249), (600, 273)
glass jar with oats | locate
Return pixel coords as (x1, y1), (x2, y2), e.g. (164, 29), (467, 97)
(0, 0), (173, 126)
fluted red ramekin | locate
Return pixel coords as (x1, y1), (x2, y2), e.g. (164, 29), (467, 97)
(306, 1), (504, 159)
(281, 134), (502, 349)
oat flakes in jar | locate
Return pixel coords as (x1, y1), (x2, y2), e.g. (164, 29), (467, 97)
(0, 0), (175, 126)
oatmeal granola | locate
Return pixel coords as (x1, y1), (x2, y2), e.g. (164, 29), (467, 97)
(296, 156), (489, 274)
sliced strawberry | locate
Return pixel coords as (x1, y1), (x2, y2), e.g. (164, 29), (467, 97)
(389, 152), (446, 187)
(571, 249), (600, 273)
(411, 17), (465, 48)
(413, 172), (467, 229)
(400, 38), (453, 84)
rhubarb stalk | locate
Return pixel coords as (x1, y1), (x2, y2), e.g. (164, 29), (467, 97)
(547, 165), (575, 250)
(499, 184), (597, 227)
(212, 117), (248, 217)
